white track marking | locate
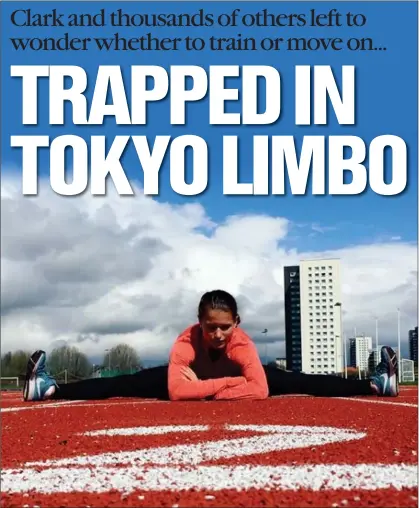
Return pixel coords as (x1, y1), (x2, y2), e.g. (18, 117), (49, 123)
(334, 398), (417, 408)
(1, 400), (164, 413)
(225, 424), (359, 433)
(2, 424), (415, 495)
(26, 426), (365, 468)
(1, 464), (416, 494)
(81, 425), (210, 436)
(82, 424), (355, 437)
(1, 401), (83, 412)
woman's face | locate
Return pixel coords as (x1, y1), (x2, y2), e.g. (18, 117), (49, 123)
(200, 308), (238, 350)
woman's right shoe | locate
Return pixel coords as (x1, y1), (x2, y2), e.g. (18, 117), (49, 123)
(23, 350), (58, 401)
(370, 346), (399, 397)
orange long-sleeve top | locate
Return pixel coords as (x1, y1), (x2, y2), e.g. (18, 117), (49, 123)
(168, 324), (269, 401)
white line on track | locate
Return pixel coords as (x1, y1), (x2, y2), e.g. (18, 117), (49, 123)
(1, 464), (417, 494)
(81, 425), (210, 436)
(3, 396), (417, 414)
(333, 397), (417, 408)
(1, 400), (84, 412)
(26, 426), (366, 468)
(1, 399), (165, 413)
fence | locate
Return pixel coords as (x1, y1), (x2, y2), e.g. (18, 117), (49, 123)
(1, 376), (20, 390)
(400, 359), (415, 383)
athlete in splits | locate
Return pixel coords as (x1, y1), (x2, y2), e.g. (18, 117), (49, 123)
(23, 290), (399, 402)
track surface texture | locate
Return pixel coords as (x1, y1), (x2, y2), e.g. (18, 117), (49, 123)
(1, 387), (418, 507)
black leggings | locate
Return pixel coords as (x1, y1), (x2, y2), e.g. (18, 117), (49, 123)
(53, 365), (373, 401)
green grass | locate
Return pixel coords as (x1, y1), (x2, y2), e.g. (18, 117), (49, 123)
(1, 384), (20, 391)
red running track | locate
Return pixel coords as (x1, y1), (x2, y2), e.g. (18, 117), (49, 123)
(1, 387), (417, 507)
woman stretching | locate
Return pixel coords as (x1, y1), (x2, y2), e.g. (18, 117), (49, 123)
(23, 290), (399, 402)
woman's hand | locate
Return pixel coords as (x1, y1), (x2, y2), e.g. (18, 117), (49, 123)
(181, 366), (199, 382)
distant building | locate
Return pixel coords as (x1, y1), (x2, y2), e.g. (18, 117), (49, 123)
(275, 358), (287, 370)
(349, 336), (373, 372)
(368, 349), (379, 373)
(284, 259), (342, 374)
(283, 266), (302, 372)
(409, 327), (418, 365)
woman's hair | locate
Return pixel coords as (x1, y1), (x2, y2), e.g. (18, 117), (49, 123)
(197, 290), (241, 324)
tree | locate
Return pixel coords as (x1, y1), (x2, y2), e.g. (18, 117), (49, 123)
(1, 352), (13, 375)
(47, 346), (92, 378)
(103, 344), (141, 372)
(1, 350), (32, 377)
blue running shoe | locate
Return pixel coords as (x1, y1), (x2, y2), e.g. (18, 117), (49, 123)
(370, 346), (399, 397)
(23, 350), (58, 401)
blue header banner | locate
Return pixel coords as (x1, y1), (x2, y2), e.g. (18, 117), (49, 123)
(1, 1), (418, 201)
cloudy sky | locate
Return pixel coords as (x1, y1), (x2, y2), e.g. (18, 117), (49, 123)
(1, 2), (417, 366)
(1, 175), (416, 365)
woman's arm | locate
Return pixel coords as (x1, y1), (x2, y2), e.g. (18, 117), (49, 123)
(213, 342), (269, 401)
(168, 340), (246, 401)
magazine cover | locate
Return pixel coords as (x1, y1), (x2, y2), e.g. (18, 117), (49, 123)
(1, 0), (418, 506)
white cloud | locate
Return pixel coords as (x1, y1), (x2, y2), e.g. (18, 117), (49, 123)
(1, 176), (417, 364)
(310, 223), (338, 234)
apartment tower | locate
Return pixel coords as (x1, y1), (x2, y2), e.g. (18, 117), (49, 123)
(409, 326), (418, 365)
(349, 335), (373, 372)
(284, 259), (343, 374)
